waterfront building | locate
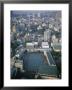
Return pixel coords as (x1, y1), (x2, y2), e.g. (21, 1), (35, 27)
(14, 60), (23, 70)
(41, 42), (49, 48)
(38, 64), (58, 79)
(26, 42), (34, 49)
(51, 42), (61, 52)
(33, 42), (38, 48)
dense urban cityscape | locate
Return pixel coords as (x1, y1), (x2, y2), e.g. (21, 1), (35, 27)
(11, 11), (61, 79)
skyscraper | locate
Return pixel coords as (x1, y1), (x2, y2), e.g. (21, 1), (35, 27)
(12, 24), (16, 33)
(44, 29), (51, 42)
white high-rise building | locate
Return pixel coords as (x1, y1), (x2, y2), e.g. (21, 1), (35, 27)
(44, 29), (51, 41)
(12, 25), (16, 33)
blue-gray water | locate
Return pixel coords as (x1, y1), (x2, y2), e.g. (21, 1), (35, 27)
(23, 52), (46, 73)
(11, 52), (58, 78)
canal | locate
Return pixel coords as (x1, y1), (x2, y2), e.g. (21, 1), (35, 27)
(23, 52), (46, 73)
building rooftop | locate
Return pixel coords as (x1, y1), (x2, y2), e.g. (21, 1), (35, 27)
(52, 43), (61, 52)
(42, 42), (49, 48)
(38, 64), (58, 77)
(26, 42), (34, 46)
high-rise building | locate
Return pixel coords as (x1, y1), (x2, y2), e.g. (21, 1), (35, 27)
(12, 24), (16, 33)
(44, 29), (51, 42)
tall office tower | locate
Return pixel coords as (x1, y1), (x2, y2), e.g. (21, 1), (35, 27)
(12, 24), (16, 33)
(44, 29), (51, 42)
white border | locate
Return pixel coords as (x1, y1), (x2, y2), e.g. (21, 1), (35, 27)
(4, 4), (69, 87)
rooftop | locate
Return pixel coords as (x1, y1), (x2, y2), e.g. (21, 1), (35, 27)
(42, 42), (49, 48)
(52, 43), (61, 52)
(38, 64), (58, 76)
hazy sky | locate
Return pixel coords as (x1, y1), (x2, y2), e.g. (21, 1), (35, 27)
(11, 10), (61, 15)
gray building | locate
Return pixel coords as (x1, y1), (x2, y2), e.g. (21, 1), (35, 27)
(44, 29), (51, 42)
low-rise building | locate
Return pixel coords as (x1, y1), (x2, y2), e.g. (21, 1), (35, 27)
(51, 42), (61, 52)
(38, 64), (58, 79)
(26, 42), (34, 49)
(33, 42), (38, 48)
(15, 60), (23, 70)
(41, 42), (49, 48)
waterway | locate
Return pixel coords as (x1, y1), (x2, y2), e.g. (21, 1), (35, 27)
(23, 52), (47, 73)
